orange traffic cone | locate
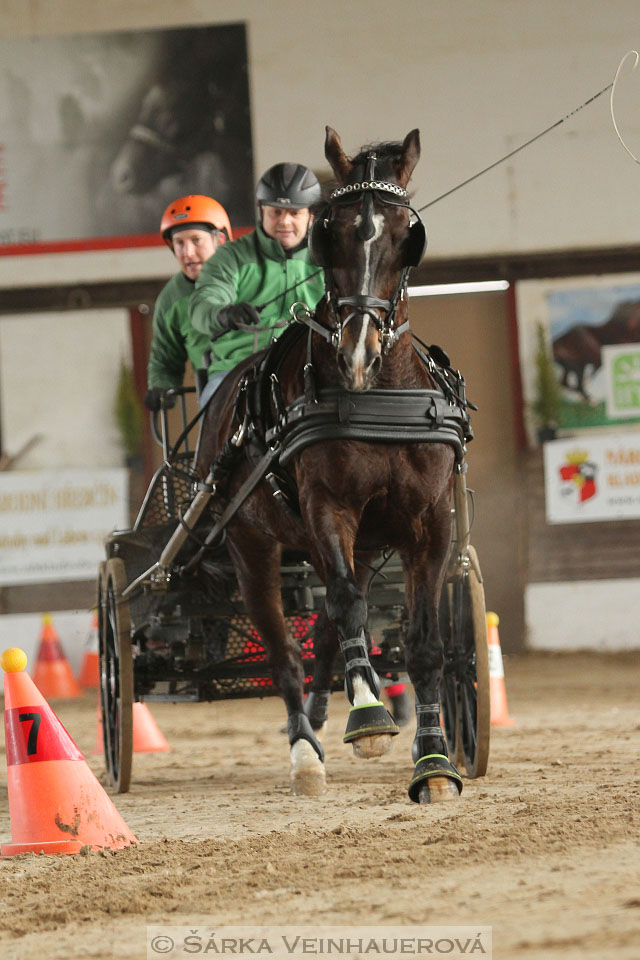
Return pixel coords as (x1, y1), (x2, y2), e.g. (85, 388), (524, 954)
(1, 647), (138, 856)
(78, 612), (99, 688)
(487, 612), (515, 727)
(32, 614), (81, 699)
(93, 701), (170, 755)
(132, 702), (170, 753)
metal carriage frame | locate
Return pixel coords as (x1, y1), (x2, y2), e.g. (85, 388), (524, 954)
(98, 380), (490, 793)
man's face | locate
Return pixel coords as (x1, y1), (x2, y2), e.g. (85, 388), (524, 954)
(172, 228), (218, 280)
(261, 205), (312, 250)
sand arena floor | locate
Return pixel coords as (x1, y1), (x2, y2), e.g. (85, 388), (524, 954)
(0, 651), (639, 960)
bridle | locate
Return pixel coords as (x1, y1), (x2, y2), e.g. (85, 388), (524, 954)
(304, 153), (427, 354)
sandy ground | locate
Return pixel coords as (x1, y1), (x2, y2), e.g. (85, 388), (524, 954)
(0, 651), (639, 960)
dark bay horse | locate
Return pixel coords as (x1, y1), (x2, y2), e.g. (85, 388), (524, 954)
(196, 127), (464, 804)
(553, 299), (640, 401)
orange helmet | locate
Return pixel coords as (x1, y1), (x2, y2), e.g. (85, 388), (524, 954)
(160, 195), (233, 248)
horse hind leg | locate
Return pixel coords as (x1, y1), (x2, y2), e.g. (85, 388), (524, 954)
(304, 602), (337, 738)
(229, 536), (326, 797)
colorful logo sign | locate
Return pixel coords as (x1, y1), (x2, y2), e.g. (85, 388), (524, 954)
(558, 449), (597, 503)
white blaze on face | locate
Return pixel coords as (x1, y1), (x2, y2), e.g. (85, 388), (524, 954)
(350, 212), (385, 382)
(354, 212), (385, 295)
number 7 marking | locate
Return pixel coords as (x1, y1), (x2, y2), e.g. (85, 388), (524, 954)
(18, 712), (42, 755)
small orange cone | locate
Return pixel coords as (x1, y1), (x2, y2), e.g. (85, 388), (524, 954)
(33, 614), (81, 699)
(487, 612), (515, 727)
(1, 647), (138, 856)
(78, 612), (99, 688)
(132, 702), (170, 753)
(93, 701), (170, 755)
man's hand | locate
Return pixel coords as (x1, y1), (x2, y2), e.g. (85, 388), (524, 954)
(144, 388), (177, 412)
(215, 302), (261, 334)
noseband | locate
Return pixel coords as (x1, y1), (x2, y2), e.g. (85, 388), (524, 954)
(307, 153), (426, 354)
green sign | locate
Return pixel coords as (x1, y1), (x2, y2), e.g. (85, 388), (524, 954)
(604, 344), (640, 419)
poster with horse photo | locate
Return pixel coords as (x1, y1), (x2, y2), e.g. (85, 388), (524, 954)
(516, 274), (640, 443)
(0, 23), (254, 251)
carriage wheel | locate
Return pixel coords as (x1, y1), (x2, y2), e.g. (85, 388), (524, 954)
(98, 557), (134, 793)
(440, 546), (490, 778)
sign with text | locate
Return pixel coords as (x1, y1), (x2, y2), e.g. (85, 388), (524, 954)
(0, 469), (128, 584)
(543, 433), (640, 523)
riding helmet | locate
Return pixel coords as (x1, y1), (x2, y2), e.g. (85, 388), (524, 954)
(255, 163), (322, 210)
(160, 195), (233, 248)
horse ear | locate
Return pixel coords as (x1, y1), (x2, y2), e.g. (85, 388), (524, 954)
(395, 128), (421, 188)
(325, 126), (353, 185)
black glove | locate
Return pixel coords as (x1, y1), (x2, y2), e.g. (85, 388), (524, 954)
(144, 388), (177, 412)
(215, 302), (261, 334)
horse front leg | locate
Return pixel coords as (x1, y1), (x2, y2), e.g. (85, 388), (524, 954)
(309, 521), (399, 760)
(228, 532), (325, 797)
(403, 500), (462, 805)
(305, 551), (379, 739)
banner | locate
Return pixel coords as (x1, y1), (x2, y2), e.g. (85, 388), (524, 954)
(543, 432), (640, 523)
(0, 23), (253, 252)
(0, 469), (128, 584)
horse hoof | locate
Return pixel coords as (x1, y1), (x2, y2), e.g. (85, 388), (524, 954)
(418, 777), (459, 804)
(290, 769), (326, 797)
(290, 739), (326, 796)
(351, 733), (393, 759)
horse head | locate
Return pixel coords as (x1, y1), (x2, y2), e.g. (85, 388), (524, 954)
(109, 81), (222, 195)
(312, 127), (425, 391)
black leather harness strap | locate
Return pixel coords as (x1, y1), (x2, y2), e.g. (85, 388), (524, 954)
(266, 386), (469, 466)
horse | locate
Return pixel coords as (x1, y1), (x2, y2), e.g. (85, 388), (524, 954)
(194, 127), (469, 804)
(553, 298), (640, 401)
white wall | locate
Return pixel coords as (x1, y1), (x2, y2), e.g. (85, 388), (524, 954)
(526, 579), (640, 650)
(0, 309), (130, 467)
(0, 0), (639, 287)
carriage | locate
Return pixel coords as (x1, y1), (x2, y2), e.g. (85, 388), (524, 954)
(98, 127), (490, 802)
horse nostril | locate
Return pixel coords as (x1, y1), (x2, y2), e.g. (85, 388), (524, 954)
(369, 354), (382, 378)
(337, 349), (351, 379)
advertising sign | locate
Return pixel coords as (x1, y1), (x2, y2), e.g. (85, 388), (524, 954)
(0, 469), (128, 584)
(543, 433), (640, 523)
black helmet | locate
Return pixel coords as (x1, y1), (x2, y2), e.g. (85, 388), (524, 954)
(256, 163), (322, 210)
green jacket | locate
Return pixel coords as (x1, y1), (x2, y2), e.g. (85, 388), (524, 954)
(190, 226), (324, 374)
(147, 271), (214, 389)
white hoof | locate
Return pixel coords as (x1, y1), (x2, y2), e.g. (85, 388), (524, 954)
(290, 739), (326, 796)
(351, 732), (393, 759)
(418, 777), (459, 804)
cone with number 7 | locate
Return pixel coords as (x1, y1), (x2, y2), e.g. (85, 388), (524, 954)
(1, 647), (137, 857)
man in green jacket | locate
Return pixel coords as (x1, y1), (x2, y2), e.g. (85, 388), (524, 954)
(190, 162), (325, 408)
(145, 194), (233, 411)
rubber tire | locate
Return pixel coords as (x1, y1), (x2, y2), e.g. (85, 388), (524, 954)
(456, 546), (490, 777)
(99, 557), (134, 793)
(440, 546), (490, 778)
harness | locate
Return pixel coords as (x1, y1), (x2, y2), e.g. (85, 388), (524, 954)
(183, 161), (474, 563)
(256, 325), (474, 468)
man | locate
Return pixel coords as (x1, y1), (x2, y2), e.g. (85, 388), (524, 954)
(145, 194), (233, 411)
(189, 162), (325, 407)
